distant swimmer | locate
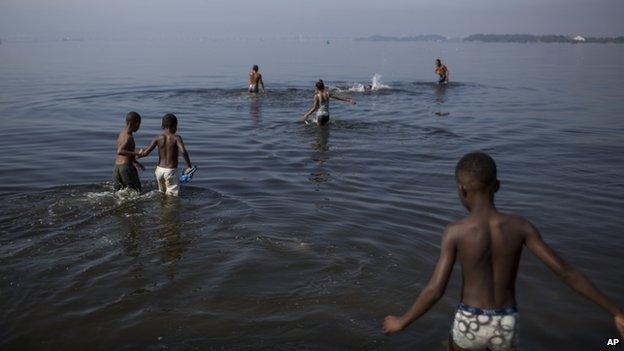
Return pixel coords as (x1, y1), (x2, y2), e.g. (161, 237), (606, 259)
(382, 152), (624, 349)
(112, 111), (144, 192)
(435, 58), (449, 84)
(302, 79), (355, 126)
(248, 65), (265, 93)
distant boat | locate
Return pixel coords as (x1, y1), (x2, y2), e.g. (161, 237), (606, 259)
(572, 35), (586, 42)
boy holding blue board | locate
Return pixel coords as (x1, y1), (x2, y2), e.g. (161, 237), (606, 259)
(139, 113), (194, 196)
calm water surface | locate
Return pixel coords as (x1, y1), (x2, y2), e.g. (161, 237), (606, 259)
(1, 39), (623, 350)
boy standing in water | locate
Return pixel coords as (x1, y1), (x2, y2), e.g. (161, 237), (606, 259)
(301, 79), (355, 126)
(248, 65), (265, 93)
(435, 58), (449, 84)
(383, 152), (624, 350)
(139, 113), (193, 197)
(112, 111), (144, 191)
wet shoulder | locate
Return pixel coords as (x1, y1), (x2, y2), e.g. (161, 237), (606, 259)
(443, 218), (475, 240)
(116, 131), (126, 144)
(493, 212), (533, 238)
(155, 134), (166, 145)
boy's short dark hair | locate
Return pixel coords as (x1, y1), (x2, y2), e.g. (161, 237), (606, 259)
(253, 65), (259, 72)
(126, 111), (141, 125)
(455, 152), (497, 188)
(162, 113), (178, 131)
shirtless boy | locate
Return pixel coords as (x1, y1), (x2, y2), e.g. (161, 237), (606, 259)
(248, 65), (265, 93)
(139, 113), (192, 197)
(112, 111), (144, 191)
(382, 152), (624, 350)
(436, 59), (449, 84)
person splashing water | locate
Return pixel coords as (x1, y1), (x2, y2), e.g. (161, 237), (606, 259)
(347, 74), (390, 92)
(301, 80), (356, 126)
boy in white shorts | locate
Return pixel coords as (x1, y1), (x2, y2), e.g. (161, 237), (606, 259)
(139, 113), (193, 196)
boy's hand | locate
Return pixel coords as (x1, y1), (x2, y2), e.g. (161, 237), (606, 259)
(615, 313), (624, 338)
(136, 149), (144, 158)
(382, 315), (406, 336)
(134, 162), (145, 171)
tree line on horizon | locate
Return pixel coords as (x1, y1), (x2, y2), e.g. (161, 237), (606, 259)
(355, 34), (624, 44)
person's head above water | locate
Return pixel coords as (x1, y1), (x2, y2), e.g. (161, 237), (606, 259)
(455, 152), (500, 210)
(436, 59), (442, 67)
(315, 79), (325, 91)
(161, 113), (178, 133)
(252, 65), (259, 72)
(125, 111), (141, 132)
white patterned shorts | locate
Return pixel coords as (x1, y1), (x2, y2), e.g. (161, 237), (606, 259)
(451, 303), (518, 351)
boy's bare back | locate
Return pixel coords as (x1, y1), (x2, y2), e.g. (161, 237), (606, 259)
(139, 113), (192, 172)
(249, 71), (262, 85)
(155, 132), (182, 169)
(448, 210), (531, 309)
(382, 152), (624, 346)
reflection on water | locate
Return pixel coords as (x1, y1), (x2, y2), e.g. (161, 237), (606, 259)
(158, 196), (186, 279)
(249, 95), (262, 120)
(312, 127), (330, 154)
(117, 204), (144, 259)
(309, 127), (330, 186)
(434, 83), (447, 103)
(434, 83), (449, 117)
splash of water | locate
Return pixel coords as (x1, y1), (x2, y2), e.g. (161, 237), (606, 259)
(371, 73), (390, 90)
(345, 73), (390, 92)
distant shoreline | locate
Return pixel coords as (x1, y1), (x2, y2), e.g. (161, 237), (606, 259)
(355, 34), (624, 44)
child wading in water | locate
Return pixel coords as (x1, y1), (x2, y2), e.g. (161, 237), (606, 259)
(383, 152), (624, 350)
(248, 65), (265, 93)
(139, 113), (193, 197)
(301, 80), (355, 126)
(435, 58), (449, 85)
(112, 111), (144, 192)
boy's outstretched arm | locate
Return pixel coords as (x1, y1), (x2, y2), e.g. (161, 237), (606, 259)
(176, 136), (192, 170)
(524, 221), (624, 337)
(139, 137), (159, 158)
(329, 93), (356, 104)
(383, 226), (457, 336)
(260, 75), (265, 92)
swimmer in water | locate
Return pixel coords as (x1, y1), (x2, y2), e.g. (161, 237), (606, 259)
(382, 152), (624, 349)
(435, 58), (449, 85)
(301, 79), (355, 126)
(248, 65), (265, 93)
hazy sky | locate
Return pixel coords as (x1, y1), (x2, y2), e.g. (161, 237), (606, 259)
(1, 0), (622, 39)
